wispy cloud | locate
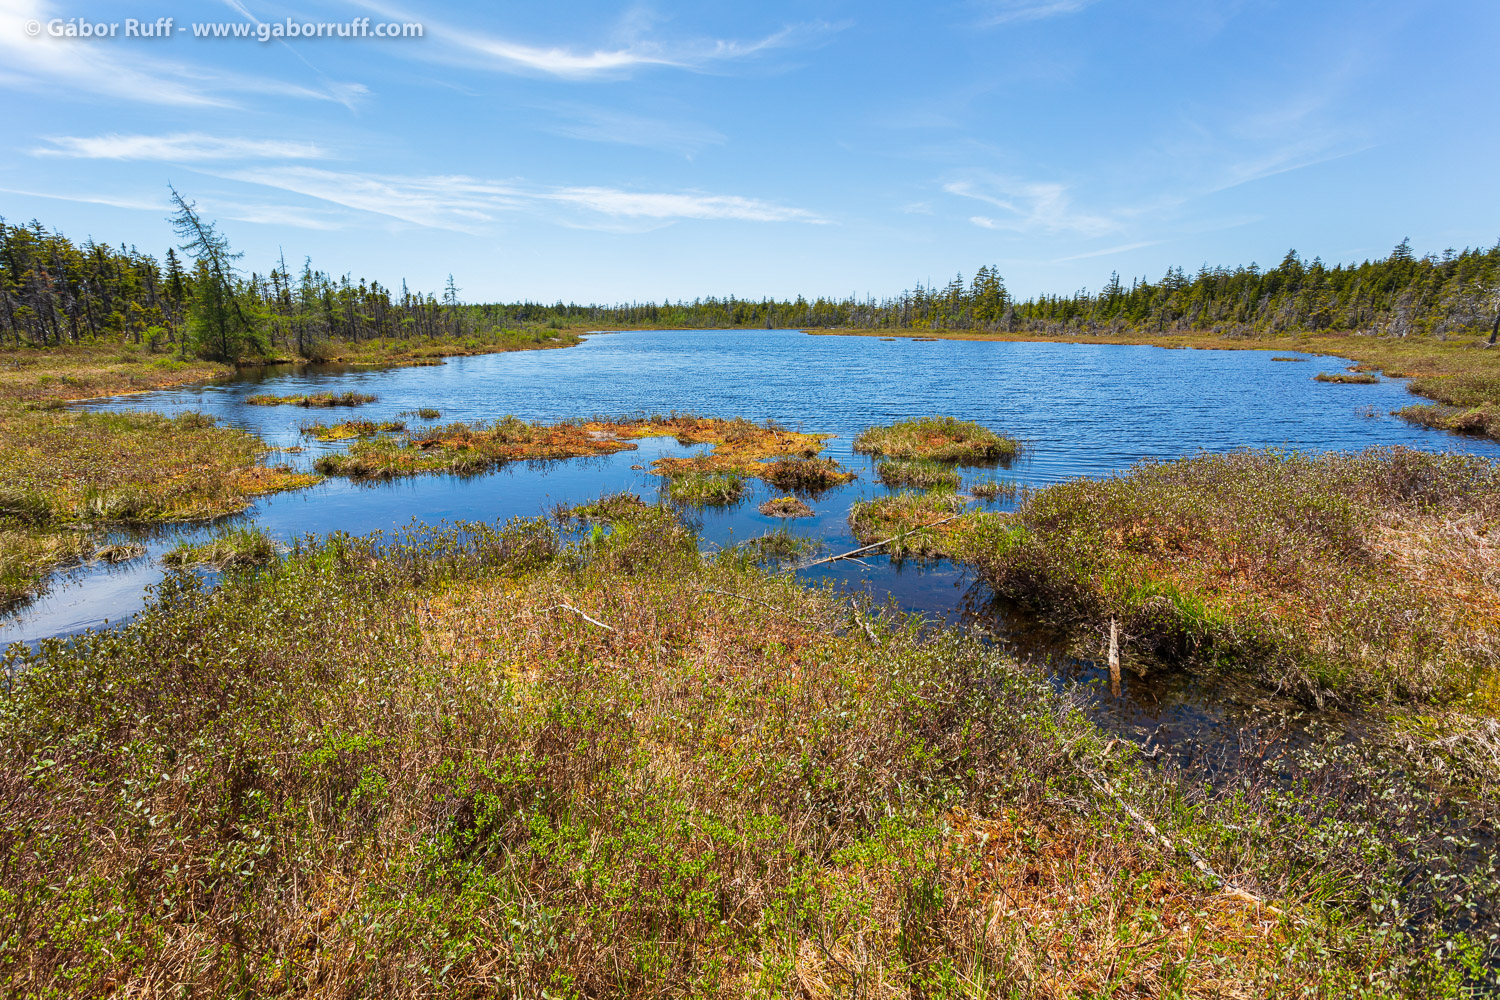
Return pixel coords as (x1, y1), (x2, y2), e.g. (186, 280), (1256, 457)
(34, 133), (328, 162)
(540, 105), (726, 157)
(976, 0), (1101, 26)
(1051, 239), (1163, 262)
(947, 176), (1117, 236)
(0, 186), (168, 212)
(351, 0), (838, 79)
(214, 165), (824, 232)
(545, 187), (823, 223)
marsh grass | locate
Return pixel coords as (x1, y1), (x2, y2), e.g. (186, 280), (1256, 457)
(759, 495), (814, 518)
(0, 408), (319, 525)
(1315, 372), (1380, 384)
(665, 470), (746, 506)
(848, 489), (974, 561)
(953, 447), (1500, 706)
(314, 415), (838, 483)
(877, 458), (961, 490)
(0, 344), (228, 405)
(967, 477), (1017, 501)
(727, 527), (826, 568)
(399, 407), (443, 420)
(314, 417), (639, 479)
(855, 416), (1020, 465)
(162, 527), (278, 570)
(0, 514), (1483, 996)
(1272, 356), (1309, 362)
(0, 528), (91, 609)
(300, 419), (406, 441)
(554, 492), (651, 524)
(247, 391), (378, 408)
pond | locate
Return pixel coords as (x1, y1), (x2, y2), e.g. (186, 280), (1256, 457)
(6, 329), (1497, 749)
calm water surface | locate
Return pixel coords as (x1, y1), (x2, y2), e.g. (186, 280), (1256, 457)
(7, 330), (1497, 745)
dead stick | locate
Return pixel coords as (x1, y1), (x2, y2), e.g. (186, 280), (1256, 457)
(542, 603), (614, 631)
(796, 513), (967, 569)
(1108, 618), (1121, 698)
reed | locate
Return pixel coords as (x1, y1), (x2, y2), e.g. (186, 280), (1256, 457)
(876, 458), (961, 490)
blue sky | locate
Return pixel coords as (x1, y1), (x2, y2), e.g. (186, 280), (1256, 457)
(1, 0), (1496, 303)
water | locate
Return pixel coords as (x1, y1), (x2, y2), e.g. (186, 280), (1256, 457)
(8, 330), (1497, 682)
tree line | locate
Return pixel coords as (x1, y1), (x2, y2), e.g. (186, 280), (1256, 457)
(3, 197), (1497, 361)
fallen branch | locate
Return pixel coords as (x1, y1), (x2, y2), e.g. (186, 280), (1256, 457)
(542, 603), (615, 631)
(796, 513), (968, 569)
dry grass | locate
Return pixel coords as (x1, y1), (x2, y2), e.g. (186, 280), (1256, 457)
(760, 495), (814, 518)
(0, 514), (1450, 997)
(759, 457), (857, 493)
(314, 417), (639, 479)
(855, 416), (1020, 465)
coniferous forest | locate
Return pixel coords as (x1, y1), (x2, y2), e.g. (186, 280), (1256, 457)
(3, 208), (1497, 361)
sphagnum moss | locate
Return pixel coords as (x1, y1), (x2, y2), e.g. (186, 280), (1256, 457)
(0, 513), (1488, 996)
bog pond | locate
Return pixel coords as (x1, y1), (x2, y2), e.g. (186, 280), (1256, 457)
(7, 329), (1499, 756)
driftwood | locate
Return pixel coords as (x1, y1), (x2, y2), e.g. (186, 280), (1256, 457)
(796, 513), (968, 569)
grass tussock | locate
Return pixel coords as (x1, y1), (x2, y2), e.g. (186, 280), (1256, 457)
(855, 415), (1020, 465)
(1271, 356), (1309, 362)
(555, 492), (651, 524)
(399, 407), (443, 420)
(246, 390), (378, 408)
(758, 456), (857, 493)
(953, 447), (1500, 706)
(301, 419), (406, 441)
(877, 457), (961, 490)
(759, 495), (814, 518)
(848, 489), (974, 561)
(0, 515), (1485, 996)
(1314, 372), (1380, 384)
(666, 470), (746, 506)
(968, 477), (1017, 501)
(162, 527), (278, 570)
